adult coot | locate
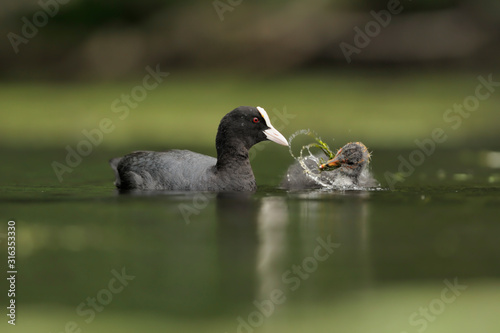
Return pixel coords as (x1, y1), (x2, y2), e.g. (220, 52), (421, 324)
(280, 142), (378, 189)
(110, 106), (288, 191)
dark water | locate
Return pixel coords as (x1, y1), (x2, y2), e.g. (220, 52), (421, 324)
(1, 146), (500, 333)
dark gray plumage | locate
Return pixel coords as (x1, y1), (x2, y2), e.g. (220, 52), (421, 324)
(110, 106), (288, 191)
(280, 142), (378, 189)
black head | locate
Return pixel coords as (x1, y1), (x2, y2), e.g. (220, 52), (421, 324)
(216, 106), (288, 152)
(319, 142), (371, 180)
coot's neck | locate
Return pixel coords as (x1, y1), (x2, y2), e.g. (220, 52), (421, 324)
(215, 137), (252, 172)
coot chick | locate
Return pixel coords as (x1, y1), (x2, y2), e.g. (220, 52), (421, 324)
(110, 106), (288, 191)
(280, 142), (378, 189)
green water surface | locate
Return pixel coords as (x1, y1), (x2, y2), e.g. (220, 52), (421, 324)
(1, 146), (499, 333)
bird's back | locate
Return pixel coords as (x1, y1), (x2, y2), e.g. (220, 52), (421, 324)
(111, 150), (217, 190)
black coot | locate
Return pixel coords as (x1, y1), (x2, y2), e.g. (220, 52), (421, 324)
(110, 106), (288, 191)
(280, 142), (378, 189)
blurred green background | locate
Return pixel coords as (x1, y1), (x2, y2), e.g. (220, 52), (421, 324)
(1, 0), (499, 152)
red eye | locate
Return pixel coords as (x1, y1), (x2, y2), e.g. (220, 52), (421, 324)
(253, 117), (260, 123)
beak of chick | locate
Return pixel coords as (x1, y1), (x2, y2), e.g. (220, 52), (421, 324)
(319, 154), (344, 170)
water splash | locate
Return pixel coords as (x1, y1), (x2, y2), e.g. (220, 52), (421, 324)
(287, 129), (338, 188)
(287, 129), (383, 191)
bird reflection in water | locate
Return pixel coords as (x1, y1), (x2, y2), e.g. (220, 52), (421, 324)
(215, 190), (373, 318)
